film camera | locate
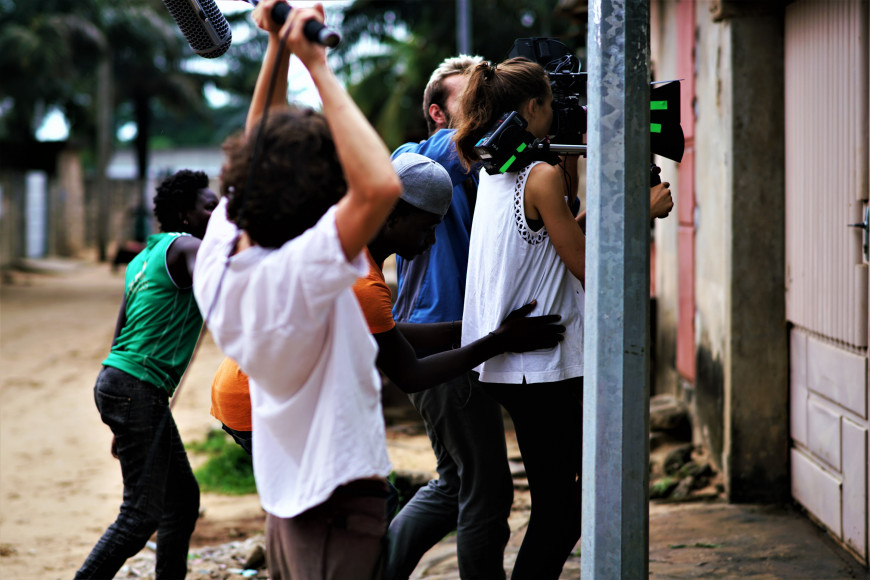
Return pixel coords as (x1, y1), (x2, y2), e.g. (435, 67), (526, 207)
(475, 37), (684, 176)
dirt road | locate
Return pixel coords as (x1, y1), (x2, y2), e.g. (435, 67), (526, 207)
(6, 259), (862, 580)
(0, 260), (428, 579)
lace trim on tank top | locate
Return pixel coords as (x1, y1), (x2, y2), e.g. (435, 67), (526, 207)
(513, 164), (548, 245)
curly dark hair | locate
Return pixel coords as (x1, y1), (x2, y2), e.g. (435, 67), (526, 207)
(153, 169), (210, 232)
(221, 109), (347, 248)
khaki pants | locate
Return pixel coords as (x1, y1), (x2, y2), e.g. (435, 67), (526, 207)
(266, 479), (389, 580)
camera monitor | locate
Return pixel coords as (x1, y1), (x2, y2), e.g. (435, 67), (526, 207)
(476, 37), (684, 174)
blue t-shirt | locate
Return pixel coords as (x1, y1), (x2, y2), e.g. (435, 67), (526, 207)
(392, 129), (479, 324)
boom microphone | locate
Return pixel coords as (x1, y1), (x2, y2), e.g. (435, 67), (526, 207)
(162, 0), (232, 59)
(247, 1), (341, 48)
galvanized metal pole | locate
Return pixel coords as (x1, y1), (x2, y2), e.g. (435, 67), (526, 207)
(582, 0), (651, 577)
(456, 0), (471, 55)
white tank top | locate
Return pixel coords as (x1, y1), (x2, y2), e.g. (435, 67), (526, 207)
(462, 161), (585, 384)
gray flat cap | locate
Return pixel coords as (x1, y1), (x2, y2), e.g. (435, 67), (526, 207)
(392, 152), (453, 217)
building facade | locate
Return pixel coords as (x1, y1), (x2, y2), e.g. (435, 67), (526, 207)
(651, 0), (869, 565)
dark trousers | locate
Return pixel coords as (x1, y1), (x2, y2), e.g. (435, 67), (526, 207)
(75, 366), (200, 579)
(484, 375), (583, 580)
(385, 372), (513, 580)
(221, 423), (254, 456)
(266, 479), (389, 580)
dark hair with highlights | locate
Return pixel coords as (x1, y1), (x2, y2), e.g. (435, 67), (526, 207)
(153, 169), (210, 233)
(221, 109), (347, 248)
(452, 57), (551, 170)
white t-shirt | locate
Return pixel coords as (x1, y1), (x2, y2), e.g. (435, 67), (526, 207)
(194, 199), (392, 518)
(462, 162), (585, 384)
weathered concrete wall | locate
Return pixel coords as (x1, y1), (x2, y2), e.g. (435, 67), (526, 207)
(82, 178), (148, 253)
(650, 0), (789, 502)
(0, 173), (26, 271)
(693, 0), (732, 479)
(723, 12), (788, 503)
(52, 149), (87, 257)
(0, 146), (224, 268)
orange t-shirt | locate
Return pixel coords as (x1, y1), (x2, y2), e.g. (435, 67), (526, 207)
(210, 356), (252, 431)
(210, 249), (395, 431)
(353, 249), (396, 334)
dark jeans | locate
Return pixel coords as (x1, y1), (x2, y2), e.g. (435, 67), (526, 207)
(385, 372), (513, 580)
(484, 375), (583, 580)
(75, 366), (200, 580)
(221, 424), (253, 457)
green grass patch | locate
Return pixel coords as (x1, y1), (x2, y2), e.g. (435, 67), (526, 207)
(187, 429), (256, 495)
(651, 477), (676, 495)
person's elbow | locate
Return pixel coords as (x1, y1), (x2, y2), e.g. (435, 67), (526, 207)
(363, 172), (402, 207)
(568, 261), (586, 287)
(353, 174), (402, 223)
(387, 373), (429, 394)
(378, 360), (428, 394)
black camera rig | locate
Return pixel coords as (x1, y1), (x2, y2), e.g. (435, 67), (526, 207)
(475, 37), (685, 176)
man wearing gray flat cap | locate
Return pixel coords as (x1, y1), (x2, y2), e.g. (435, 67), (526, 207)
(355, 151), (565, 436)
(367, 153), (454, 263)
(392, 152), (455, 215)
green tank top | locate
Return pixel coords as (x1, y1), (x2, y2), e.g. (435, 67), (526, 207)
(103, 233), (203, 395)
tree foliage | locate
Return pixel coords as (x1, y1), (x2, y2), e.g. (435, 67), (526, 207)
(0, 1), (247, 151)
(0, 1), (582, 158)
(330, 0), (581, 149)
(0, 0), (106, 140)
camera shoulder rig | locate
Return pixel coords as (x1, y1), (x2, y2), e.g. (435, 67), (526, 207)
(474, 111), (561, 175)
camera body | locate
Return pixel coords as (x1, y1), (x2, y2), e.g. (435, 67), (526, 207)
(508, 37), (588, 145)
(477, 38), (587, 174)
(474, 111), (537, 175)
(475, 37), (684, 175)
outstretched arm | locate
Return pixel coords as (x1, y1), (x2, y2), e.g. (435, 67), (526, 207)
(247, 0), (292, 135)
(257, 2), (401, 260)
(376, 302), (564, 393)
(395, 320), (461, 354)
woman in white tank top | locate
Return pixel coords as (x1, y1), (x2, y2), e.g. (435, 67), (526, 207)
(453, 58), (587, 579)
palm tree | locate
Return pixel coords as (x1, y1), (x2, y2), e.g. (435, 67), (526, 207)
(0, 1), (106, 140)
(0, 0), (219, 259)
(103, 4), (208, 180)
